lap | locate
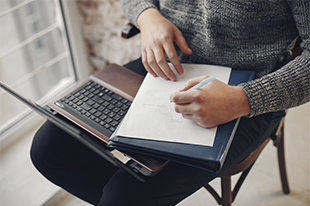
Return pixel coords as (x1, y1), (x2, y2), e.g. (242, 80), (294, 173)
(31, 58), (285, 205)
(98, 111), (285, 206)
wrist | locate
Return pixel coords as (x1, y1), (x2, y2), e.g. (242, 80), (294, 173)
(233, 86), (251, 117)
(137, 8), (162, 30)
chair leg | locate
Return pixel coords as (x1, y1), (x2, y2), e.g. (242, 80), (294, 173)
(221, 177), (232, 206)
(232, 163), (255, 202)
(276, 125), (290, 194)
(204, 184), (222, 205)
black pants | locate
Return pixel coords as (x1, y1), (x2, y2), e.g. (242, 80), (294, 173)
(30, 58), (285, 206)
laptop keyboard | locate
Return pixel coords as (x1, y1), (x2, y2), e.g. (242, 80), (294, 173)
(55, 80), (131, 137)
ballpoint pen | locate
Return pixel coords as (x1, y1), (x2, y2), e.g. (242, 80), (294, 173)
(186, 75), (216, 91)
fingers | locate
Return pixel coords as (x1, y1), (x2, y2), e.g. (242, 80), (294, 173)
(174, 29), (192, 55)
(142, 48), (177, 81)
(174, 102), (213, 128)
(178, 75), (210, 91)
(172, 93), (214, 128)
(139, 16), (191, 81)
(153, 47), (177, 81)
(163, 41), (183, 76)
(170, 90), (196, 104)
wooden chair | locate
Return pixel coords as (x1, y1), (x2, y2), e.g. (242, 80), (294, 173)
(203, 115), (289, 205)
(121, 24), (303, 206)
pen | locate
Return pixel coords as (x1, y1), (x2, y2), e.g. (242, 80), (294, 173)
(170, 75), (216, 103)
(187, 75), (216, 91)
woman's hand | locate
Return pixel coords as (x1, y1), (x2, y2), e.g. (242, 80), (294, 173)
(170, 76), (251, 128)
(137, 8), (192, 81)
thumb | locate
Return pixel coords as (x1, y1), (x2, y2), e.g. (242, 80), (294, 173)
(180, 76), (210, 91)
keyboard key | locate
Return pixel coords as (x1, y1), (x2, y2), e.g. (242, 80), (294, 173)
(103, 109), (110, 115)
(73, 92), (80, 97)
(113, 115), (121, 121)
(97, 106), (105, 112)
(112, 93), (123, 101)
(76, 100), (83, 106)
(108, 112), (116, 118)
(93, 96), (104, 104)
(80, 89), (86, 94)
(105, 117), (113, 123)
(93, 90), (99, 95)
(119, 110), (126, 116)
(112, 108), (120, 113)
(99, 114), (107, 120)
(115, 102), (123, 108)
(121, 99), (128, 104)
(94, 111), (102, 117)
(72, 98), (79, 103)
(81, 103), (91, 111)
(82, 97), (89, 102)
(121, 105), (129, 110)
(77, 94), (84, 99)
(107, 105), (115, 110)
(110, 121), (118, 127)
(102, 95), (112, 101)
(110, 99), (118, 105)
(87, 93), (94, 98)
(93, 103), (100, 109)
(89, 108), (97, 114)
(86, 99), (95, 106)
(102, 102), (109, 107)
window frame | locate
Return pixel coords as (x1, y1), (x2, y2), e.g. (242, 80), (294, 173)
(0, 0), (90, 152)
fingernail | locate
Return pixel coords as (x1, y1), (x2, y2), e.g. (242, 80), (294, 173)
(170, 76), (176, 81)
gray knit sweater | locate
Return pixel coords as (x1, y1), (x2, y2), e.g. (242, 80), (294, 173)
(119, 0), (310, 117)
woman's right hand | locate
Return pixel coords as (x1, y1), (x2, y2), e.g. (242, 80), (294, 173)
(137, 8), (192, 81)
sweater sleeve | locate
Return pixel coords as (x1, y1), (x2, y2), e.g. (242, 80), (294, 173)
(239, 0), (310, 117)
(119, 0), (159, 28)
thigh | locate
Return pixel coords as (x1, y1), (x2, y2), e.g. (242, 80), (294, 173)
(30, 58), (146, 205)
(220, 110), (285, 173)
(30, 121), (118, 205)
(98, 111), (285, 206)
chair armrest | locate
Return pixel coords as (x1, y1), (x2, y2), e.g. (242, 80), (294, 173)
(121, 23), (140, 39)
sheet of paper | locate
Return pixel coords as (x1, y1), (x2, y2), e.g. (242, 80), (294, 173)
(115, 63), (231, 146)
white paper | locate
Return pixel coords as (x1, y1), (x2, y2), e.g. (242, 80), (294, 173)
(115, 63), (231, 146)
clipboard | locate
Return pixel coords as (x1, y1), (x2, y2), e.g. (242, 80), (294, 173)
(109, 68), (255, 173)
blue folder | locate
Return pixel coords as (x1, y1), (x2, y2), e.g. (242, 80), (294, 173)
(108, 70), (255, 173)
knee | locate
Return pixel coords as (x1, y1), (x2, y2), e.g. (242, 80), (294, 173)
(30, 121), (64, 177)
(29, 122), (51, 175)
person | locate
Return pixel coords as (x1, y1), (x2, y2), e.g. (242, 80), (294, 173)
(30, 0), (309, 205)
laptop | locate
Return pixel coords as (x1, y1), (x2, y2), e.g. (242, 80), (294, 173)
(0, 64), (169, 182)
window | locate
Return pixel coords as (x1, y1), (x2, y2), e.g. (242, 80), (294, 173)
(0, 0), (89, 141)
